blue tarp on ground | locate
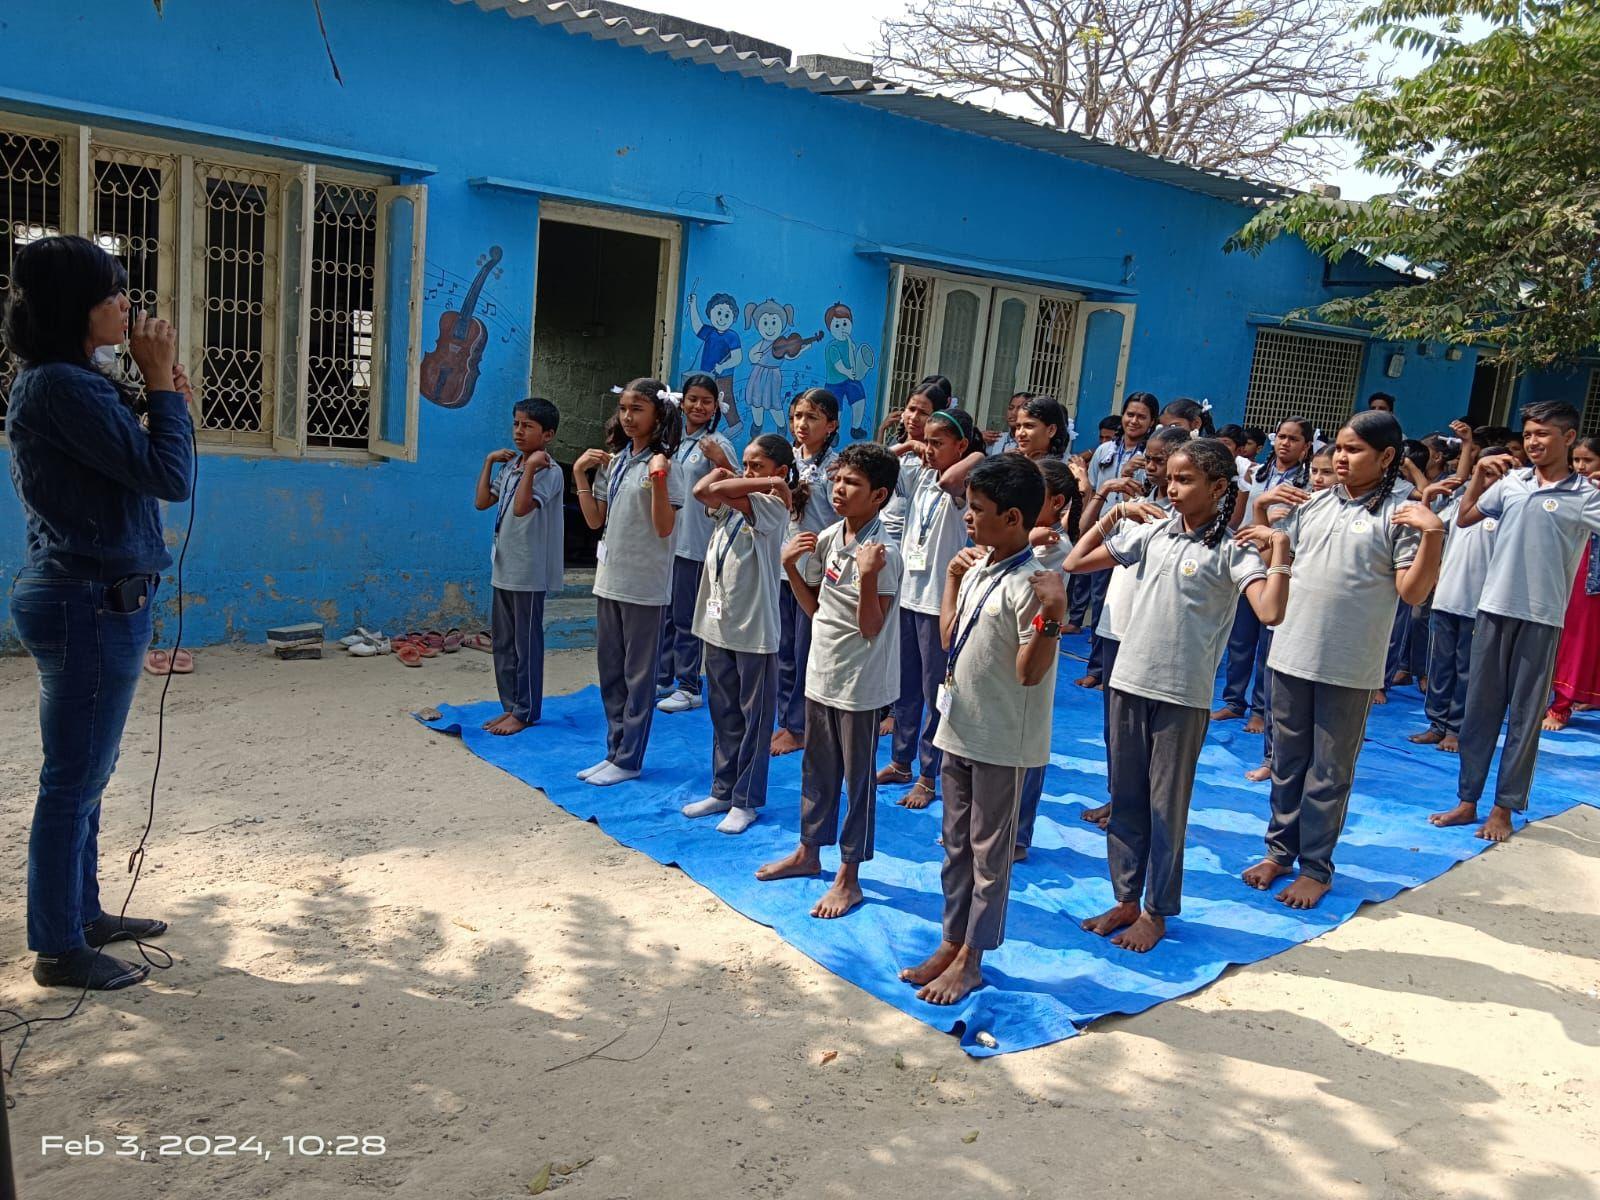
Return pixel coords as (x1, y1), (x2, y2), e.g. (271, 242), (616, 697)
(418, 636), (1599, 1056)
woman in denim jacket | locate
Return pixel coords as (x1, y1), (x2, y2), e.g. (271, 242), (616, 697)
(5, 235), (193, 990)
(1544, 436), (1600, 731)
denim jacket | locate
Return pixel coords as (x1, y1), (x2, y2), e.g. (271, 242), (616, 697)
(1588, 533), (1600, 596)
(7, 361), (194, 582)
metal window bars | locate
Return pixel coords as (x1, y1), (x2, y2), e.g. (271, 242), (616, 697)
(1244, 327), (1366, 440)
(0, 130), (66, 430)
(305, 182), (377, 450)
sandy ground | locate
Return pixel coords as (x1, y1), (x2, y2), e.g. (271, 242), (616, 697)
(1, 644), (1597, 1200)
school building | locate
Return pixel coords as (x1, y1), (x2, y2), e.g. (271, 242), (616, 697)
(2, 0), (1596, 645)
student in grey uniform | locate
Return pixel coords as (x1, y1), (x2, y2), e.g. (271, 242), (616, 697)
(680, 435), (802, 834)
(757, 442), (903, 920)
(1243, 411), (1445, 909)
(772, 388), (841, 757)
(1067, 439), (1289, 951)
(1079, 392), (1157, 676)
(474, 397), (565, 735)
(573, 378), (686, 788)
(1015, 457), (1084, 859)
(1431, 401), (1600, 842)
(1409, 435), (1502, 752)
(899, 455), (1066, 1005)
(656, 374), (735, 713)
(879, 380), (950, 543)
(879, 408), (986, 809)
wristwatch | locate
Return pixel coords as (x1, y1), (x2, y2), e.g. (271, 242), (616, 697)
(1032, 613), (1063, 639)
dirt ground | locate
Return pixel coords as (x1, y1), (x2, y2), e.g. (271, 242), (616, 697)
(1, 644), (1597, 1200)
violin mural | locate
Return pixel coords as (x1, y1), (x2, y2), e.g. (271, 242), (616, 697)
(743, 298), (821, 436)
(420, 245), (507, 410)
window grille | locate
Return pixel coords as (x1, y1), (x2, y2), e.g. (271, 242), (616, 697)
(888, 269), (931, 407)
(0, 130), (65, 430)
(93, 144), (178, 393)
(1027, 296), (1075, 410)
(1244, 327), (1365, 439)
(306, 182), (377, 450)
(1581, 368), (1600, 438)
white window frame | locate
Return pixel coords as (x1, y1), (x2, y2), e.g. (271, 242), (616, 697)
(0, 109), (425, 460)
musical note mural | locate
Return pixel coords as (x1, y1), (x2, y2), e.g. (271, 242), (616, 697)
(419, 246), (528, 410)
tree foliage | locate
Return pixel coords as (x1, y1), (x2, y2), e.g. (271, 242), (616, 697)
(874, 0), (1374, 184)
(1230, 0), (1600, 367)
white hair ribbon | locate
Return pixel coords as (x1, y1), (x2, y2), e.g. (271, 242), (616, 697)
(1066, 417), (1077, 444)
(1200, 399), (1213, 413)
(658, 389), (682, 407)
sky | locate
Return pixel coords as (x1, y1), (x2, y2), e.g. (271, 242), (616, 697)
(645, 0), (1408, 199)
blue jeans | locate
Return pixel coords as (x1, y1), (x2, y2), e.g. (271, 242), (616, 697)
(10, 574), (154, 954)
(1221, 596), (1269, 715)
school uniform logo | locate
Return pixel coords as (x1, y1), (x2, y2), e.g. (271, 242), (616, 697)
(1351, 516), (1372, 533)
(1180, 557), (1200, 577)
(1541, 498), (1560, 513)
(1484, 518), (1498, 531)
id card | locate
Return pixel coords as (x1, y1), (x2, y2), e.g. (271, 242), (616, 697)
(936, 683), (953, 715)
(904, 545), (929, 572)
(705, 589), (724, 621)
(596, 541), (608, 565)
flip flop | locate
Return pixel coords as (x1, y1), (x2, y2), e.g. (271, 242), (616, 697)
(405, 631), (440, 658)
(395, 641), (424, 667)
(143, 649), (171, 676)
(463, 632), (493, 653)
(170, 649), (195, 674)
(422, 630), (447, 653)
(442, 628), (464, 654)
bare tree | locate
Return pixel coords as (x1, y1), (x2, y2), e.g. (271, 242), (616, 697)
(875, 0), (1377, 184)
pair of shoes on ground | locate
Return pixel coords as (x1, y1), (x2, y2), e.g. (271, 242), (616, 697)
(392, 629), (464, 667)
(339, 628), (390, 657)
(33, 915), (169, 991)
(681, 796), (759, 834)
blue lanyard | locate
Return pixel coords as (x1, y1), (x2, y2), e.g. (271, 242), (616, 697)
(606, 447), (649, 510)
(710, 511), (746, 588)
(676, 430), (706, 464)
(946, 548), (1033, 681)
(911, 476), (944, 547)
(494, 458), (523, 537)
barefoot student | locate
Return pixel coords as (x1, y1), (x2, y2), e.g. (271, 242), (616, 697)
(573, 379), (685, 787)
(1065, 440), (1288, 950)
(1243, 411), (1444, 908)
(900, 455), (1065, 1004)
(1432, 402), (1600, 841)
(656, 374), (735, 715)
(756, 442), (903, 919)
(880, 408), (987, 810)
(475, 397), (564, 736)
(1543, 436), (1600, 732)
(772, 388), (841, 757)
(1079, 391), (1157, 686)
(680, 435), (802, 833)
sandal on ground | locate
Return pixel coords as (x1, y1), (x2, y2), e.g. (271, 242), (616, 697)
(339, 626), (382, 648)
(442, 628), (464, 653)
(350, 636), (391, 657)
(463, 631), (493, 652)
(406, 631), (440, 658)
(144, 649), (171, 676)
(169, 649), (194, 674)
(395, 641), (424, 668)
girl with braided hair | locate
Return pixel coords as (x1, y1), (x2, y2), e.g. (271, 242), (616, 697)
(1242, 410), (1445, 909)
(1060, 438), (1290, 951)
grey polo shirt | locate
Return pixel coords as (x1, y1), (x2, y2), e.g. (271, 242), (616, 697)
(1433, 496), (1498, 619)
(932, 550), (1056, 769)
(692, 492), (787, 655)
(881, 452), (921, 542)
(801, 519), (903, 712)
(1094, 496), (1173, 642)
(1267, 484), (1421, 690)
(1475, 468), (1600, 627)
(593, 450), (686, 607)
(1032, 526), (1069, 574)
(900, 465), (970, 616)
(490, 458), (565, 594)
(672, 431), (734, 562)
(1106, 515), (1267, 710)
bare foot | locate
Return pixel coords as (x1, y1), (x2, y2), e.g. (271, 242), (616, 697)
(876, 762), (913, 786)
(482, 712), (507, 730)
(486, 714), (530, 736)
(1242, 714), (1266, 735)
(1390, 670), (1412, 687)
(1438, 733), (1459, 753)
(1111, 911), (1167, 952)
(1080, 802), (1111, 827)
(1476, 806), (1515, 843)
(1418, 676), (1428, 693)
(1575, 703), (1595, 713)
(917, 946), (984, 1006)
(1064, 622), (1082, 635)
(811, 878), (864, 919)
(1429, 801), (1478, 828)
(1244, 763), (1272, 783)
(1074, 674), (1101, 689)
(770, 729), (804, 757)
(898, 779), (935, 810)
(1081, 900), (1140, 936)
(1277, 876), (1330, 909)
(878, 714), (895, 737)
(1371, 691), (1389, 705)
(1242, 858), (1292, 890)
(1210, 706), (1244, 722)
(1408, 727), (1445, 745)
(1542, 713), (1567, 732)
(755, 845), (822, 881)
(899, 940), (960, 986)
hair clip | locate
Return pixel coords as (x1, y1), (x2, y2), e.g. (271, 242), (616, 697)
(658, 389), (682, 407)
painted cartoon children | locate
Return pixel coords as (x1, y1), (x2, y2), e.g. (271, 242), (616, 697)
(688, 290), (744, 434)
(823, 301), (877, 441)
(745, 298), (811, 436)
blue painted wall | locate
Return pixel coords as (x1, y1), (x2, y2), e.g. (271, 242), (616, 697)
(0, 0), (1480, 644)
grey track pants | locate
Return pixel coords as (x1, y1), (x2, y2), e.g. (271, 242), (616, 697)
(799, 700), (879, 864)
(1456, 612), (1561, 813)
(1105, 688), (1208, 916)
(1264, 670), (1372, 884)
(939, 753), (1024, 950)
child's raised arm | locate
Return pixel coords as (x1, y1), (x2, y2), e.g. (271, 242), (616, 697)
(648, 453), (676, 539)
(938, 449), (989, 497)
(1393, 504), (1447, 603)
(1235, 527), (1293, 625)
(1455, 451), (1517, 527)
(512, 450), (554, 518)
(573, 448), (610, 530)
(1063, 500), (1165, 574)
(1017, 570), (1067, 685)
(477, 448), (515, 511)
(852, 541), (893, 639)
(695, 469), (789, 518)
(781, 533), (821, 618)
(939, 546), (986, 650)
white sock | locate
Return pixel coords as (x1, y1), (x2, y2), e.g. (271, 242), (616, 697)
(717, 807), (758, 834)
(682, 796), (732, 818)
(577, 759), (611, 781)
(587, 763), (641, 787)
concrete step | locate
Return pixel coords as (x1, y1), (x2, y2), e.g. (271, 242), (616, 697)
(547, 568), (599, 650)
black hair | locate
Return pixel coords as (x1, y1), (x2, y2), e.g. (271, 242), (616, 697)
(968, 454), (1046, 528)
(1145, 425), (1192, 494)
(1022, 395), (1070, 456)
(2, 233), (139, 405)
(925, 405), (979, 457)
(1010, 391), (1035, 403)
(1122, 390), (1159, 431)
(752, 432), (808, 522)
(1097, 415), (1122, 434)
(1576, 435), (1600, 460)
(1367, 391), (1396, 411)
(1162, 397), (1214, 437)
(705, 292), (737, 317)
(605, 376), (683, 456)
(1275, 416), (1317, 487)
(1216, 422), (1247, 446)
(1036, 457), (1083, 541)
(1170, 438), (1239, 549)
(835, 440), (900, 509)
(513, 396), (560, 433)
(1311, 442), (1335, 461)
(1522, 400), (1581, 434)
(909, 377), (953, 411)
(916, 374), (955, 403)
(1401, 437), (1430, 473)
(790, 387), (841, 460)
(679, 372), (722, 433)
(1341, 410), (1406, 514)
(1474, 424), (1513, 447)
(1242, 425), (1267, 446)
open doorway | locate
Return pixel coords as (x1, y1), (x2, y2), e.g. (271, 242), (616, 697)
(530, 203), (680, 564)
(1467, 358), (1518, 430)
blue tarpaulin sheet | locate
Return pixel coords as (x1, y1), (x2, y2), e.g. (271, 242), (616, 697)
(418, 640), (1598, 1056)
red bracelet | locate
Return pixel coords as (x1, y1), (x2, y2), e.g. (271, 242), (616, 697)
(650, 469), (668, 481)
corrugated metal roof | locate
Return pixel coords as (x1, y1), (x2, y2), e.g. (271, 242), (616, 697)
(455, 0), (1295, 206)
